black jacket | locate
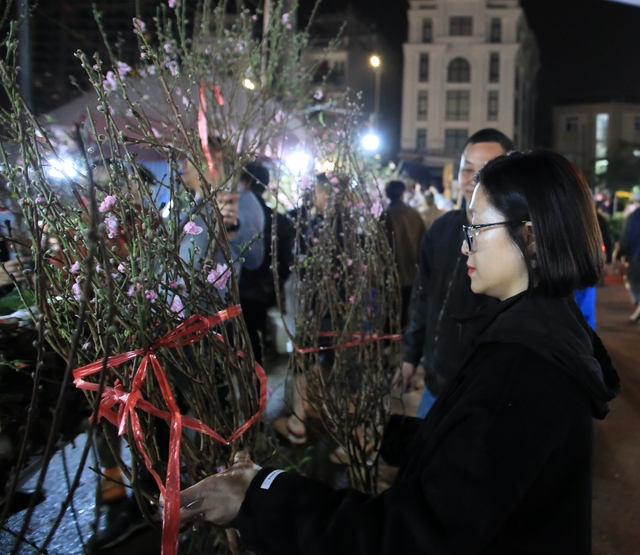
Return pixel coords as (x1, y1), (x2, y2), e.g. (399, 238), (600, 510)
(403, 209), (491, 396)
(235, 291), (620, 555)
(239, 195), (295, 305)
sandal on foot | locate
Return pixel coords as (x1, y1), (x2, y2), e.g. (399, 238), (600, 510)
(273, 416), (307, 445)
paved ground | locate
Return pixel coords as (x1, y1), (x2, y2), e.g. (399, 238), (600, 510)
(592, 283), (640, 555)
(1, 283), (639, 554)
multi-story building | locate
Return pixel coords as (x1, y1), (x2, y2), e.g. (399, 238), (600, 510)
(554, 102), (640, 188)
(399, 0), (538, 187)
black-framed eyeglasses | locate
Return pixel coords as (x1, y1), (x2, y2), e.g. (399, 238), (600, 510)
(462, 221), (529, 252)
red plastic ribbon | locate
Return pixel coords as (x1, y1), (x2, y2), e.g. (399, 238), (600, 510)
(73, 305), (266, 555)
(197, 83), (225, 179)
(294, 331), (403, 354)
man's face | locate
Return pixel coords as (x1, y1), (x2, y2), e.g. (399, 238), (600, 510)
(458, 142), (506, 207)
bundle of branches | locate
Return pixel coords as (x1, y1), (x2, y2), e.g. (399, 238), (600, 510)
(283, 102), (403, 495)
(0, 1), (332, 553)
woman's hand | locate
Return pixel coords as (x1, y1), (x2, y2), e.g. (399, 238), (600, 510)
(175, 451), (261, 526)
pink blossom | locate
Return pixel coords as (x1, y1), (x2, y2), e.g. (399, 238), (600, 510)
(313, 238), (319, 244)
(72, 282), (83, 301)
(168, 0), (177, 7)
(334, 273), (340, 279)
(127, 285), (136, 297)
(95, 264), (102, 274)
(152, 127), (162, 139)
(164, 42), (173, 54)
(182, 95), (189, 108)
(371, 201), (383, 219)
(347, 259), (353, 266)
(313, 90), (324, 101)
(207, 263), (231, 290)
(166, 60), (179, 76)
(330, 177), (339, 185)
(103, 71), (117, 91)
(282, 13), (290, 23)
(35, 196), (45, 204)
(299, 174), (312, 191)
(133, 18), (146, 35)
(170, 295), (185, 316)
(116, 61), (131, 77)
(168, 281), (179, 289)
(69, 261), (81, 274)
(104, 215), (119, 239)
(82, 341), (92, 350)
(145, 289), (158, 301)
(147, 65), (156, 76)
(361, 265), (367, 272)
(357, 201), (365, 210)
(99, 195), (117, 213)
(183, 221), (203, 235)
(117, 263), (127, 273)
(349, 295), (355, 304)
(274, 110), (285, 123)
(333, 187), (340, 193)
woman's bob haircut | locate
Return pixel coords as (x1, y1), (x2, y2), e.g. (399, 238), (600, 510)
(476, 150), (604, 298)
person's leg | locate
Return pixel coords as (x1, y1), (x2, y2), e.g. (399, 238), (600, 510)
(95, 424), (127, 504)
(400, 285), (413, 330)
(240, 298), (268, 365)
(416, 385), (437, 418)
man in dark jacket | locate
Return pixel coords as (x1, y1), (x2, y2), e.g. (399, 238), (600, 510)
(399, 129), (513, 417)
(384, 180), (426, 329)
(239, 162), (295, 365)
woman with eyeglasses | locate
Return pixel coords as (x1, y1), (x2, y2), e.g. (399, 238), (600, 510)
(171, 150), (620, 555)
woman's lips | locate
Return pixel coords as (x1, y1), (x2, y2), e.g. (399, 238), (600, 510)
(467, 264), (475, 276)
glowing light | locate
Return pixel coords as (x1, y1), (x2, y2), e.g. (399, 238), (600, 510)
(243, 78), (256, 90)
(47, 158), (78, 179)
(361, 133), (380, 151)
(370, 55), (381, 68)
(285, 151), (311, 175)
(322, 160), (335, 172)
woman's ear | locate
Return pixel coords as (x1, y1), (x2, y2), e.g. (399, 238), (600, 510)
(524, 222), (537, 265)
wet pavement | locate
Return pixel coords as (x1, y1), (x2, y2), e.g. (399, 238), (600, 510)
(1, 283), (639, 554)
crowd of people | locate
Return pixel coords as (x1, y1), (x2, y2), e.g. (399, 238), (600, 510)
(3, 126), (640, 553)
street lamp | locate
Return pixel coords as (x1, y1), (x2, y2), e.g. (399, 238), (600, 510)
(370, 55), (381, 130)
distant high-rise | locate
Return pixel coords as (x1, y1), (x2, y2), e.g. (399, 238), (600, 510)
(399, 0), (538, 181)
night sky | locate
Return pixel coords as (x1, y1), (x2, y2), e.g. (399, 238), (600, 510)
(302, 0), (640, 147)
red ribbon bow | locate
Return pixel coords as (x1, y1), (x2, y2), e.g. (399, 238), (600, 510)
(73, 305), (266, 555)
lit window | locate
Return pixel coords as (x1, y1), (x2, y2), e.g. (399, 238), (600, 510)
(450, 16), (473, 36)
(490, 18), (502, 42)
(422, 19), (433, 43)
(416, 129), (427, 150)
(565, 117), (579, 132)
(487, 91), (499, 121)
(419, 53), (430, 82)
(417, 91), (428, 121)
(446, 90), (470, 121)
(595, 113), (609, 159)
(448, 58), (470, 83)
(445, 129), (469, 153)
(489, 53), (500, 83)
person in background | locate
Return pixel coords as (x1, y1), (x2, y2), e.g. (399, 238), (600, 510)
(398, 129), (514, 417)
(238, 162), (294, 366)
(383, 180), (425, 329)
(420, 189), (445, 229)
(617, 186), (640, 322)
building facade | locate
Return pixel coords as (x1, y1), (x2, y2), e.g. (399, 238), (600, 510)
(399, 0), (538, 180)
(554, 102), (640, 188)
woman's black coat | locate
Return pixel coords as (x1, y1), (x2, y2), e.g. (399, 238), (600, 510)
(235, 291), (620, 555)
